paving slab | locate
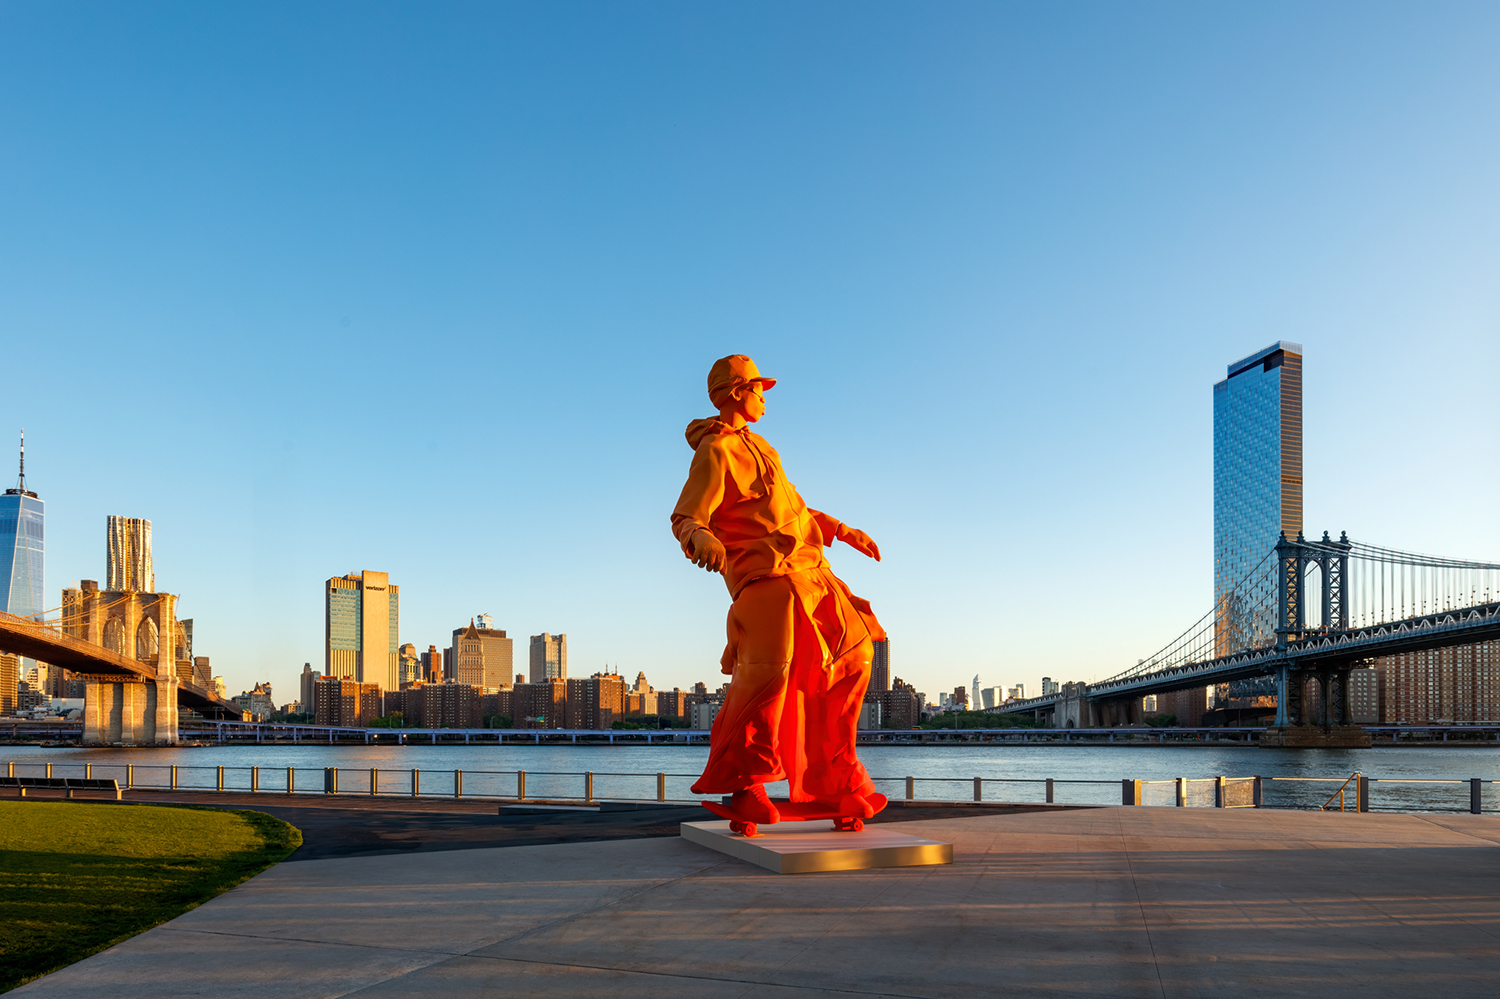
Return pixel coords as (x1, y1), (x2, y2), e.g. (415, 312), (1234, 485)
(15, 807), (1500, 998)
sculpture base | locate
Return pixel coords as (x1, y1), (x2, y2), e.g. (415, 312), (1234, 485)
(681, 819), (952, 874)
(1260, 724), (1372, 748)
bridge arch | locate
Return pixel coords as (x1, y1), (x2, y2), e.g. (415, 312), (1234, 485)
(136, 616), (158, 661)
(102, 617), (126, 655)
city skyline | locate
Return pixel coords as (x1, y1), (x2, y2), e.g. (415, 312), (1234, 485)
(3, 5), (1498, 704)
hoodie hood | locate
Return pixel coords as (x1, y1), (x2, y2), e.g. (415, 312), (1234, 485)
(685, 416), (731, 450)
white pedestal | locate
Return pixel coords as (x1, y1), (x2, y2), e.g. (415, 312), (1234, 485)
(681, 819), (953, 875)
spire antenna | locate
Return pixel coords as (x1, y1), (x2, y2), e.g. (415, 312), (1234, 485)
(17, 428), (24, 490)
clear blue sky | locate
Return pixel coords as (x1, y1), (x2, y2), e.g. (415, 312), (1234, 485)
(3, 2), (1497, 703)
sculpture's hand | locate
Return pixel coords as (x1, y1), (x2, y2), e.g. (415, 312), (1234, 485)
(838, 526), (881, 562)
(685, 528), (728, 574)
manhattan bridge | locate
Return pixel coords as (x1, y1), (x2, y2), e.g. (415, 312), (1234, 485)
(1002, 531), (1500, 742)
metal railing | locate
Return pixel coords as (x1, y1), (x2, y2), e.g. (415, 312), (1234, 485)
(2, 761), (1493, 813)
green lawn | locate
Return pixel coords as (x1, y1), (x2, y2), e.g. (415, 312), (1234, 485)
(0, 801), (301, 993)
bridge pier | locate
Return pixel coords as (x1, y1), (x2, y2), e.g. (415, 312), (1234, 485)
(83, 679), (175, 745)
(1262, 664), (1369, 747)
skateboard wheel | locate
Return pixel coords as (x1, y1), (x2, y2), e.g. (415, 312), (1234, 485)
(835, 817), (863, 832)
(729, 821), (745, 834)
(741, 822), (757, 837)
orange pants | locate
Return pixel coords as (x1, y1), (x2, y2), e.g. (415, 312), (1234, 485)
(691, 566), (884, 800)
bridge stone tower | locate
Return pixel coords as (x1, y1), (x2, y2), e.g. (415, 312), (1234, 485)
(1263, 531), (1370, 747)
(69, 582), (184, 745)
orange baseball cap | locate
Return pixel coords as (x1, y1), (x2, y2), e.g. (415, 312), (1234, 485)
(707, 355), (777, 403)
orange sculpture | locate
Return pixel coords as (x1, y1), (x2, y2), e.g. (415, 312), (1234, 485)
(672, 354), (888, 835)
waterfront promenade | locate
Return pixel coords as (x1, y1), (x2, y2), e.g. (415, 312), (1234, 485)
(15, 805), (1500, 997)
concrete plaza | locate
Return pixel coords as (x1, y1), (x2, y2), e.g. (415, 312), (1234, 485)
(16, 806), (1500, 998)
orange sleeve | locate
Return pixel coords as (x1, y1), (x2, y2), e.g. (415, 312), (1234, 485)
(671, 441), (730, 552)
(807, 508), (845, 547)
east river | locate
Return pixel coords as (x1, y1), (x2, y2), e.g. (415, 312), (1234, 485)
(5, 742), (1499, 813)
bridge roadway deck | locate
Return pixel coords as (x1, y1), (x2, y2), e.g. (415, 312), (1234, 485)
(15, 803), (1500, 997)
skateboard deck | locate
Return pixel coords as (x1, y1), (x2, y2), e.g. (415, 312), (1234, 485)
(701, 792), (888, 837)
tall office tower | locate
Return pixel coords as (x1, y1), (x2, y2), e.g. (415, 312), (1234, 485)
(451, 620), (515, 689)
(1211, 342), (1303, 721)
(299, 663), (316, 713)
(869, 638), (890, 694)
(529, 633), (567, 683)
(324, 571), (400, 691)
(1213, 341), (1303, 651)
(106, 516), (154, 592)
(0, 652), (17, 715)
(3, 434), (45, 691)
(420, 645), (442, 683)
(1, 432), (44, 621)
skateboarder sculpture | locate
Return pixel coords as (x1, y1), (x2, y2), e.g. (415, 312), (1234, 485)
(672, 354), (888, 836)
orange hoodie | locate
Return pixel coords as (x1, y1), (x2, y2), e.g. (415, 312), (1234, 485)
(671, 417), (845, 599)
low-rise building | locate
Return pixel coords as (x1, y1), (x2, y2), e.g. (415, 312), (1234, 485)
(879, 678), (923, 730)
(565, 673), (626, 730)
(313, 676), (382, 727)
(690, 700), (721, 731)
(512, 678), (567, 729)
(233, 682), (275, 722)
(390, 682), (481, 728)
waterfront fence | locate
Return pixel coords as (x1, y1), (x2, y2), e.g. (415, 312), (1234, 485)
(3, 760), (1495, 813)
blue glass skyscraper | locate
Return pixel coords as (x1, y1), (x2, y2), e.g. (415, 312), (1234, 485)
(0, 432), (44, 621)
(1213, 342), (1303, 655)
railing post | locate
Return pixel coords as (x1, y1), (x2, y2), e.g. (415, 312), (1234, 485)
(518, 770), (526, 801)
(1253, 776), (1262, 808)
(288, 767), (295, 793)
(454, 770), (462, 798)
(973, 777), (982, 803)
(217, 766), (224, 792)
(1358, 774), (1369, 813)
(46, 762), (53, 780)
(84, 763), (92, 780)
(324, 767), (337, 794)
(657, 772), (666, 802)
(171, 765), (178, 790)
(585, 771), (594, 803)
(1045, 778), (1055, 804)
(6, 762), (12, 778)
(1122, 779), (1141, 805)
(412, 768), (420, 797)
(370, 768), (378, 797)
(1175, 777), (1186, 808)
(251, 766), (259, 793)
(905, 776), (914, 801)
(1471, 777), (1482, 815)
(1215, 776), (1225, 808)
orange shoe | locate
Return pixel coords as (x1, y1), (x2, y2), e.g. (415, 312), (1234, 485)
(731, 784), (781, 824)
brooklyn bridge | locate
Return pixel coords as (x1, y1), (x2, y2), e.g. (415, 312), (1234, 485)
(0, 598), (241, 744)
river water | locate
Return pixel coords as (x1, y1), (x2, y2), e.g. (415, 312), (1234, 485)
(6, 742), (1498, 813)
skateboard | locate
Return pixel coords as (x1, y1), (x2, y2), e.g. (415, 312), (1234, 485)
(701, 792), (888, 837)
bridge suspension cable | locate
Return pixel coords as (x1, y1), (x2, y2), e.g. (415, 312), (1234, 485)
(1338, 541), (1500, 627)
(1100, 536), (1500, 687)
(1102, 548), (1281, 685)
